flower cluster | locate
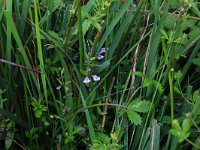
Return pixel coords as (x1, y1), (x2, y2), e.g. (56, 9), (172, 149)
(83, 74), (100, 83)
(83, 48), (106, 84)
(56, 85), (69, 91)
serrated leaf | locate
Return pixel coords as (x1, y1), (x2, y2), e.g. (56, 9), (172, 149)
(128, 97), (142, 106)
(182, 119), (191, 134)
(172, 120), (182, 131)
(192, 90), (199, 102)
(96, 132), (110, 143)
(82, 19), (91, 34)
(175, 70), (182, 80)
(127, 111), (142, 125)
(170, 129), (180, 137)
(128, 100), (151, 113)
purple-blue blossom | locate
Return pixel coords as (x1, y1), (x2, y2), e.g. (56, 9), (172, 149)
(65, 86), (69, 91)
(92, 75), (100, 81)
(96, 54), (104, 60)
(83, 76), (91, 83)
(56, 85), (62, 90)
(96, 48), (106, 60)
(99, 48), (106, 54)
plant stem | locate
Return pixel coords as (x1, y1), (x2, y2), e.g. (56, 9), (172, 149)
(169, 68), (174, 122)
(77, 0), (84, 72)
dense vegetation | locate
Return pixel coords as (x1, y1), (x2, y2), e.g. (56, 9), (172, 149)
(0, 0), (200, 149)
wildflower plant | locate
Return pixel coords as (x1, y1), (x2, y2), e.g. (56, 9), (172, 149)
(1, 0), (200, 149)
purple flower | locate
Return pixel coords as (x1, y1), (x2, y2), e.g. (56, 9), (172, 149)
(92, 75), (100, 81)
(96, 54), (104, 60)
(113, 98), (117, 104)
(83, 76), (91, 83)
(96, 48), (106, 60)
(65, 86), (69, 91)
(56, 85), (62, 90)
(99, 48), (106, 54)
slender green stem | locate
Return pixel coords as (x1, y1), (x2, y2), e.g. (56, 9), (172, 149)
(185, 138), (200, 149)
(77, 0), (84, 72)
(169, 68), (174, 122)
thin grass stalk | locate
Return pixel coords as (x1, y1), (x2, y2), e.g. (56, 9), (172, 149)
(168, 69), (174, 122)
(33, 0), (48, 105)
(19, 0), (31, 33)
(77, 0), (84, 72)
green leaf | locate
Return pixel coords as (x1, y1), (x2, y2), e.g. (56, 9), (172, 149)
(172, 119), (182, 132)
(127, 111), (142, 125)
(160, 29), (169, 40)
(144, 77), (154, 88)
(170, 129), (181, 137)
(35, 111), (42, 118)
(5, 131), (14, 150)
(182, 119), (190, 135)
(192, 90), (199, 102)
(97, 107), (107, 115)
(175, 70), (182, 80)
(82, 19), (91, 34)
(128, 100), (151, 113)
(132, 71), (144, 77)
(48, 30), (62, 43)
(192, 57), (200, 67)
(93, 61), (110, 74)
(91, 19), (102, 31)
(128, 97), (142, 106)
(153, 80), (163, 93)
(96, 132), (110, 144)
(0, 108), (30, 129)
(174, 87), (182, 95)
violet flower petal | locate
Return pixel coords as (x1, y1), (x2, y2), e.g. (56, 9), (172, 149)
(83, 76), (91, 83)
(99, 48), (106, 54)
(96, 54), (104, 60)
(65, 86), (69, 91)
(92, 75), (100, 81)
(56, 85), (62, 90)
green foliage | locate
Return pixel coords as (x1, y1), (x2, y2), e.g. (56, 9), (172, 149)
(170, 119), (191, 142)
(90, 132), (123, 150)
(0, 0), (200, 149)
(127, 98), (151, 125)
(31, 100), (47, 118)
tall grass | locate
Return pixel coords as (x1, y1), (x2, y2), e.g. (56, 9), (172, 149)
(0, 0), (200, 149)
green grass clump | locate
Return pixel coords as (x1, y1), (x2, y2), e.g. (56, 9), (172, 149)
(0, 0), (200, 149)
